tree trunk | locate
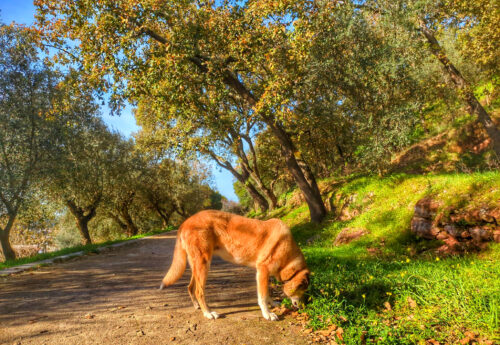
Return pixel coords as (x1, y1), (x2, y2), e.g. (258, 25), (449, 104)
(238, 134), (278, 209)
(110, 213), (128, 232)
(237, 138), (278, 209)
(153, 204), (172, 228)
(233, 167), (269, 212)
(65, 200), (98, 245)
(0, 216), (16, 260)
(242, 178), (270, 212)
(222, 70), (326, 222)
(420, 21), (500, 159)
(122, 210), (139, 237)
(276, 136), (326, 223)
(223, 70), (326, 221)
(241, 165), (277, 209)
(75, 217), (92, 245)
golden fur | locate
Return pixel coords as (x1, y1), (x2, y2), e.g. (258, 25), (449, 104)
(160, 210), (310, 320)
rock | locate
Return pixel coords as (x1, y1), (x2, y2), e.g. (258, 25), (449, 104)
(411, 198), (442, 239)
(334, 228), (369, 246)
(411, 217), (433, 239)
(494, 230), (500, 243)
(436, 231), (448, 240)
(411, 197), (498, 253)
(413, 198), (440, 219)
(469, 227), (492, 242)
(444, 236), (459, 248)
(444, 224), (460, 238)
(478, 208), (495, 223)
(460, 231), (471, 239)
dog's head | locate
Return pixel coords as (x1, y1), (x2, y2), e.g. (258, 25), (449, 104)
(282, 268), (310, 308)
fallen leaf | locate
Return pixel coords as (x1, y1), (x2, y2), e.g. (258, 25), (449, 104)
(303, 328), (313, 334)
(336, 327), (344, 341)
(427, 339), (440, 345)
(383, 301), (392, 311)
(464, 331), (476, 339)
(407, 297), (417, 309)
(339, 315), (348, 322)
(136, 330), (145, 336)
(318, 329), (332, 337)
(327, 324), (338, 332)
(459, 337), (470, 345)
(84, 314), (95, 319)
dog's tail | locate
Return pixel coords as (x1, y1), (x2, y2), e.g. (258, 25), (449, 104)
(159, 231), (187, 290)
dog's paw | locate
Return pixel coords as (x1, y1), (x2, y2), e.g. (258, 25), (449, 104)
(203, 311), (219, 320)
(264, 312), (279, 321)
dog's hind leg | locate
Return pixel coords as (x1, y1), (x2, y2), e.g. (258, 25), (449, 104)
(257, 266), (278, 321)
(190, 251), (219, 320)
(188, 274), (200, 310)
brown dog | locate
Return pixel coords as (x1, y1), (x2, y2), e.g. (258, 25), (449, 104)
(159, 210), (310, 320)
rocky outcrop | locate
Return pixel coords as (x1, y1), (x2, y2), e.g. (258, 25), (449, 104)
(411, 197), (500, 253)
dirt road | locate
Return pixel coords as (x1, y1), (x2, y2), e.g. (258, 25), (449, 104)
(0, 232), (308, 345)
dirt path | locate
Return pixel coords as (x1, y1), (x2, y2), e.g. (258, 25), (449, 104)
(0, 232), (308, 345)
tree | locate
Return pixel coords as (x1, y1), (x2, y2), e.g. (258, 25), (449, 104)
(135, 157), (180, 228)
(361, 0), (500, 159)
(417, 20), (500, 159)
(102, 138), (142, 237)
(45, 109), (121, 245)
(0, 24), (56, 260)
(35, 0), (327, 222)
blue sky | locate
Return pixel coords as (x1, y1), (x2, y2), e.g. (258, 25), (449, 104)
(0, 0), (238, 201)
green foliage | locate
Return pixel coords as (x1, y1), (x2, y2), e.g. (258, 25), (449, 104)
(0, 23), (62, 259)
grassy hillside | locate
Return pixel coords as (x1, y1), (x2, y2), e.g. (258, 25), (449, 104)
(270, 172), (499, 344)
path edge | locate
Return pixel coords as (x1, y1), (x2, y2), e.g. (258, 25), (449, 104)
(0, 231), (177, 276)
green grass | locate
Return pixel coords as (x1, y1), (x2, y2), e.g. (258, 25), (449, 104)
(300, 246), (499, 344)
(0, 227), (175, 270)
(278, 172), (500, 344)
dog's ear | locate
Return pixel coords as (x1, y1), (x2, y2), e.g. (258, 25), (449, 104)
(297, 270), (310, 290)
(304, 271), (310, 285)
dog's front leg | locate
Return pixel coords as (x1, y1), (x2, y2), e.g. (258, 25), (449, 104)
(256, 266), (278, 321)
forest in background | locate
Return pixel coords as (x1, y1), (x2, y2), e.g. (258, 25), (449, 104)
(1, 0), (499, 262)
